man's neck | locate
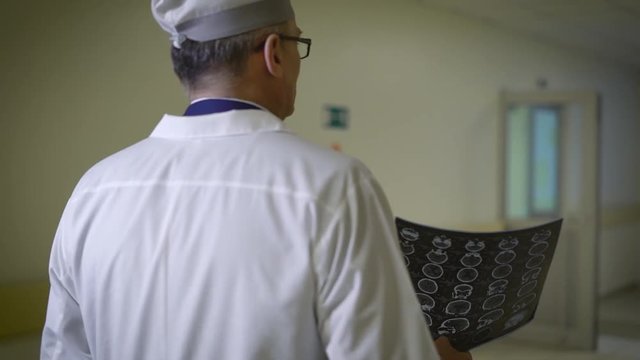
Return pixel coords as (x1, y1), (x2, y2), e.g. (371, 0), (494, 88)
(186, 65), (286, 119)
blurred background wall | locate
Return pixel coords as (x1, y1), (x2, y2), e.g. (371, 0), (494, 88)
(1, 0), (638, 358)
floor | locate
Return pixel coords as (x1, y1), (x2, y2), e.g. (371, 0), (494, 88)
(471, 286), (640, 360)
(597, 286), (640, 359)
(3, 288), (639, 359)
(7, 336), (637, 360)
(599, 286), (640, 339)
(473, 338), (632, 360)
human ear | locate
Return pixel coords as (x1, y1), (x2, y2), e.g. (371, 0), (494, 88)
(263, 33), (284, 78)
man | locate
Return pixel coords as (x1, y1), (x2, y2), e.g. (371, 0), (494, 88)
(41, 0), (471, 359)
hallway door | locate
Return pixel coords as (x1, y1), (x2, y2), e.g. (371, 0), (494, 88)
(498, 91), (600, 350)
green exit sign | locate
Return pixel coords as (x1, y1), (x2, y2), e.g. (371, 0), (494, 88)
(324, 105), (349, 130)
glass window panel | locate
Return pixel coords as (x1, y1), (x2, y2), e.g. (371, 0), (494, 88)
(531, 107), (560, 215)
(506, 106), (530, 219)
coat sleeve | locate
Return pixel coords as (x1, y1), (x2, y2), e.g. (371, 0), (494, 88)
(41, 211), (92, 360)
(312, 171), (440, 360)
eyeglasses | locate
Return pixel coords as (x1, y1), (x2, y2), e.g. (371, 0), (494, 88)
(278, 34), (312, 59)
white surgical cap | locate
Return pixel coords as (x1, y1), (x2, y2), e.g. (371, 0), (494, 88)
(152, 0), (295, 48)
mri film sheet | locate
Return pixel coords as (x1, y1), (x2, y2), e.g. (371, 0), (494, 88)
(395, 217), (563, 351)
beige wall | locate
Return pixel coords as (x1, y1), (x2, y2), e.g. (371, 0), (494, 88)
(289, 0), (640, 294)
(292, 0), (639, 222)
(1, 1), (184, 283)
(599, 206), (640, 295)
(1, 0), (639, 353)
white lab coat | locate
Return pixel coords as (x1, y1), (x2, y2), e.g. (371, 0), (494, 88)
(41, 107), (439, 360)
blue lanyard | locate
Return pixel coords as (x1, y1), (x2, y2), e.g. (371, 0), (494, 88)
(184, 99), (260, 116)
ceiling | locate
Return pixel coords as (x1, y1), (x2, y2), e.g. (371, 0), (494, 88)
(420, 0), (640, 70)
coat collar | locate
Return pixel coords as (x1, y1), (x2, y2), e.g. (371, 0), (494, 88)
(150, 108), (289, 139)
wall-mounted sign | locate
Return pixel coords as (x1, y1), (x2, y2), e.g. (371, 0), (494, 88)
(324, 105), (349, 130)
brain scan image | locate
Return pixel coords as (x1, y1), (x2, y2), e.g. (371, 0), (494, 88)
(526, 255), (545, 269)
(487, 279), (509, 296)
(438, 318), (470, 335)
(423, 263), (444, 279)
(400, 242), (415, 255)
(477, 309), (504, 329)
(400, 227), (420, 241)
(457, 267), (479, 283)
(517, 281), (538, 297)
(521, 268), (542, 283)
(531, 230), (551, 243)
(453, 284), (474, 299)
(432, 236), (452, 249)
(416, 293), (436, 313)
(494, 250), (516, 265)
(492, 264), (512, 279)
(465, 240), (486, 252)
(460, 253), (483, 267)
(426, 249), (449, 264)
(424, 313), (433, 326)
(482, 294), (506, 310)
(498, 237), (519, 250)
(418, 278), (439, 294)
(445, 300), (472, 316)
(528, 242), (549, 256)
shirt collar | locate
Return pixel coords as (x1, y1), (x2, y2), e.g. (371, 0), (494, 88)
(190, 97), (269, 112)
(150, 108), (290, 139)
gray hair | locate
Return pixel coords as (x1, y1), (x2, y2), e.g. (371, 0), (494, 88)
(170, 22), (288, 90)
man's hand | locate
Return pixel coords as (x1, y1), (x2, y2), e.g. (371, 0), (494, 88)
(434, 337), (472, 360)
